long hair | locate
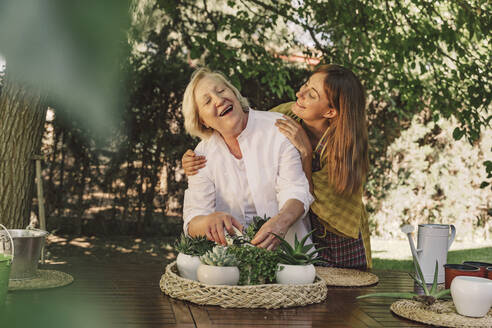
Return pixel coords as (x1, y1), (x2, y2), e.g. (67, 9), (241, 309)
(316, 64), (369, 195)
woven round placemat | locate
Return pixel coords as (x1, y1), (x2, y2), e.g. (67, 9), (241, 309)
(9, 270), (74, 291)
(391, 299), (492, 328)
(160, 261), (328, 309)
(315, 266), (379, 287)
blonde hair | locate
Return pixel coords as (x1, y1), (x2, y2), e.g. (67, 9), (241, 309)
(316, 64), (369, 195)
(182, 67), (249, 139)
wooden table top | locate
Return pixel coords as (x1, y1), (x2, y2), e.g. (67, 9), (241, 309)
(6, 262), (430, 328)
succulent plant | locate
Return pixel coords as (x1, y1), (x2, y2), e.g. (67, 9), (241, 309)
(174, 234), (215, 256)
(273, 230), (327, 265)
(357, 257), (451, 305)
(200, 246), (239, 267)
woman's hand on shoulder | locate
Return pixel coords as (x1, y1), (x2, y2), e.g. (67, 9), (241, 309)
(182, 149), (207, 176)
(188, 212), (243, 246)
(275, 115), (312, 158)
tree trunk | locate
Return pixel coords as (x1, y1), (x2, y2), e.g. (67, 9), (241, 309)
(0, 79), (46, 228)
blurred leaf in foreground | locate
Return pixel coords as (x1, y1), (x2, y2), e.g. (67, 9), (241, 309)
(0, 0), (131, 139)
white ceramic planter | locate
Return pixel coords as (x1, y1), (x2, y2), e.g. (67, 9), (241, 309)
(176, 253), (202, 281)
(276, 263), (316, 285)
(450, 276), (492, 317)
(196, 264), (239, 285)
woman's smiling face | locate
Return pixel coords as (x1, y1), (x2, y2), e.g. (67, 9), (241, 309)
(292, 72), (332, 122)
(194, 75), (246, 137)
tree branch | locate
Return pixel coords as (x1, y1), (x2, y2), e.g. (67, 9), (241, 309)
(202, 0), (219, 38)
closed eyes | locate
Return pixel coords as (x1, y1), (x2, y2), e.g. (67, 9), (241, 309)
(203, 89), (225, 105)
(302, 83), (317, 99)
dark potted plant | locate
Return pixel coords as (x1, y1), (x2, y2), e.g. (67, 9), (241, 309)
(227, 244), (280, 285)
(224, 215), (280, 285)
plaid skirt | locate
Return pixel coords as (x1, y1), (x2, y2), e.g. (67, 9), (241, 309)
(310, 210), (368, 269)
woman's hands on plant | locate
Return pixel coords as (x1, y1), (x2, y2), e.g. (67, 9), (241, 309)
(182, 149), (207, 176)
(251, 215), (290, 250)
(275, 116), (312, 158)
(188, 212), (243, 246)
(251, 199), (305, 250)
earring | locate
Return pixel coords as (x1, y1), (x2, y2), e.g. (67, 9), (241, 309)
(200, 120), (210, 129)
(324, 107), (337, 119)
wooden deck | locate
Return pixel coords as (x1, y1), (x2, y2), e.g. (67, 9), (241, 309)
(6, 262), (429, 328)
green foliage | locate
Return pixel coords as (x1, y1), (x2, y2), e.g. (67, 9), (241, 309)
(174, 234), (214, 256)
(367, 115), (491, 240)
(200, 246), (239, 266)
(151, 0), (306, 111)
(357, 259), (450, 305)
(273, 230), (327, 265)
(228, 245), (280, 285)
(9, 0), (487, 238)
(159, 0), (490, 143)
(481, 160), (492, 189)
(41, 10), (196, 233)
(151, 0), (490, 239)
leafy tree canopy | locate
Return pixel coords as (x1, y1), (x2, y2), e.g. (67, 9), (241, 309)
(143, 0), (490, 143)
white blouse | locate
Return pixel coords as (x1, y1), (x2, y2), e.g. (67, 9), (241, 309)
(183, 109), (314, 246)
(230, 157), (257, 222)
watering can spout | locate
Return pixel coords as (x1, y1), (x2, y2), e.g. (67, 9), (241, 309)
(401, 225), (422, 266)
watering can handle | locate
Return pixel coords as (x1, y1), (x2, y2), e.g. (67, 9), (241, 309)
(0, 224), (14, 261)
(448, 225), (456, 250)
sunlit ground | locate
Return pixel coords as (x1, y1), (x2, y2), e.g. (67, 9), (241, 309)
(45, 234), (178, 266)
(44, 232), (492, 272)
(371, 237), (492, 271)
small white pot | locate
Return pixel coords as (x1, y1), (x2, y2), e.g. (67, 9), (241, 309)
(276, 263), (316, 285)
(450, 276), (492, 317)
(196, 264), (239, 285)
(176, 253), (202, 281)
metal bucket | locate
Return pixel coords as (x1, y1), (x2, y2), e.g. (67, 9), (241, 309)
(0, 229), (48, 280)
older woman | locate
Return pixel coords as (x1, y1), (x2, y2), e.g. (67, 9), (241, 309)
(181, 67), (313, 250)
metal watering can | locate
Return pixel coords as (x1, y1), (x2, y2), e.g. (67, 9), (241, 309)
(401, 224), (456, 284)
